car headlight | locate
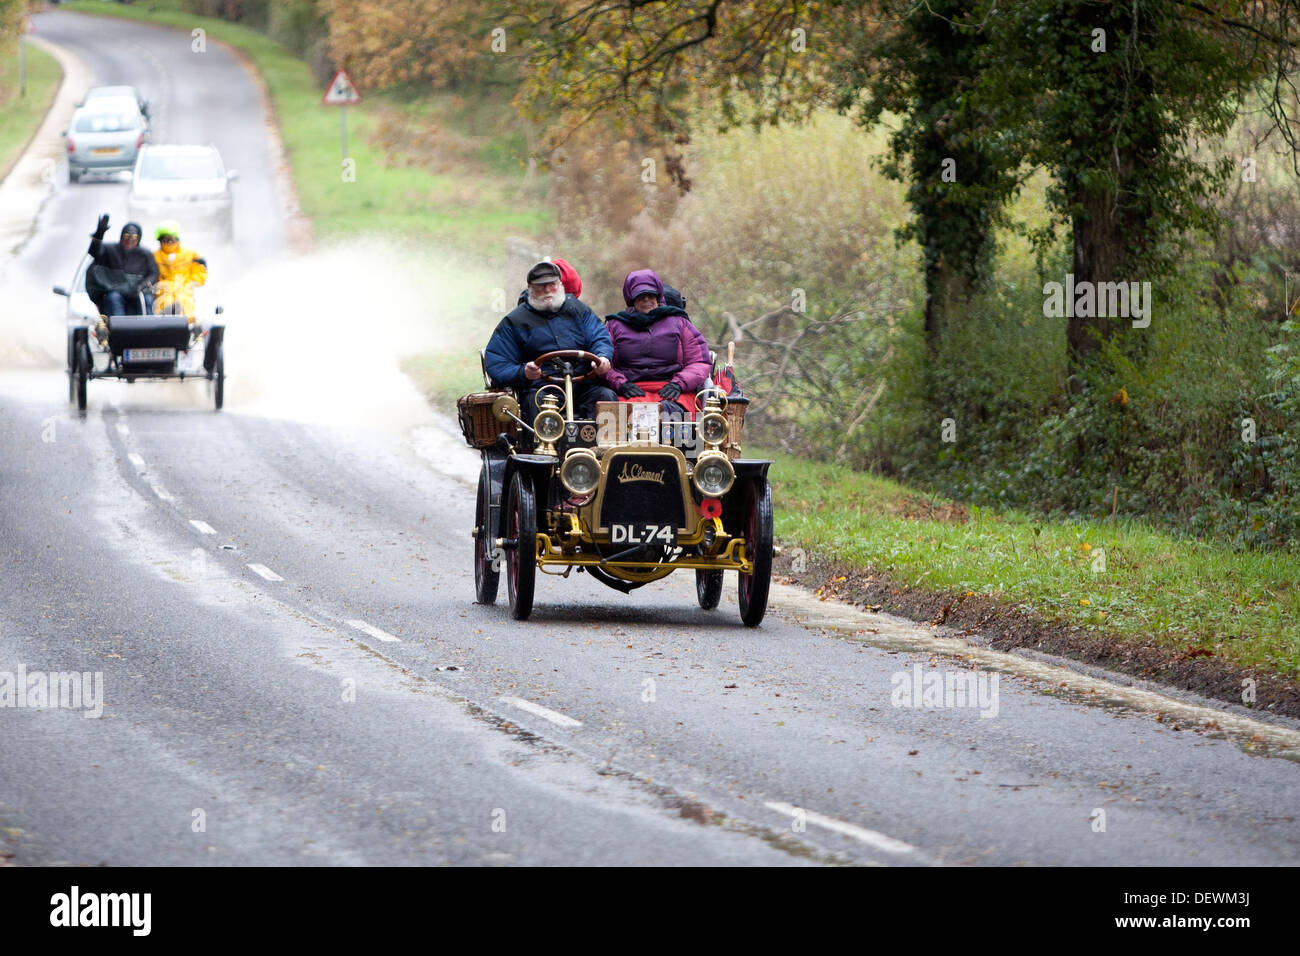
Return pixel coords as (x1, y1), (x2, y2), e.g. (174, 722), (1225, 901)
(693, 452), (735, 497)
(698, 412), (730, 447)
(560, 450), (600, 495)
(534, 409), (565, 444)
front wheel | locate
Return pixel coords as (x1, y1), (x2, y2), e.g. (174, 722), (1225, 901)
(696, 569), (723, 610)
(74, 339), (90, 411)
(506, 471), (537, 620)
(738, 478), (773, 627)
(474, 465), (500, 605)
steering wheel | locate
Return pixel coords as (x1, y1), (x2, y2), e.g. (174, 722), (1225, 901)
(533, 349), (604, 384)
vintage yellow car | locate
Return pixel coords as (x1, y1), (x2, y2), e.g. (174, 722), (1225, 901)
(459, 348), (773, 626)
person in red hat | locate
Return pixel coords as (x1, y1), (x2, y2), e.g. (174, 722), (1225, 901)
(553, 258), (582, 298)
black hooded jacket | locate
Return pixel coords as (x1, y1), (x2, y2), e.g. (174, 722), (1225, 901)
(88, 236), (158, 292)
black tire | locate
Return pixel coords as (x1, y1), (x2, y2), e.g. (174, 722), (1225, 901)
(67, 329), (76, 401)
(213, 345), (224, 410)
(74, 340), (89, 411)
(474, 465), (500, 605)
(505, 471), (537, 621)
(738, 478), (774, 627)
(69, 167), (81, 184)
(696, 569), (723, 610)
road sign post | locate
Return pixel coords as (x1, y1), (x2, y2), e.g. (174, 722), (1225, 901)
(322, 69), (362, 166)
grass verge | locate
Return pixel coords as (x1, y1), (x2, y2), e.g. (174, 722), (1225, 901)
(767, 450), (1300, 711)
(0, 41), (62, 182)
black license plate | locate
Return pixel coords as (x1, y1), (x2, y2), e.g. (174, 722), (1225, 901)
(609, 523), (677, 546)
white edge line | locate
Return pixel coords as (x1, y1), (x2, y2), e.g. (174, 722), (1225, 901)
(190, 519), (216, 535)
(246, 563), (284, 582)
(346, 619), (401, 643)
(498, 696), (583, 728)
(765, 801), (915, 855)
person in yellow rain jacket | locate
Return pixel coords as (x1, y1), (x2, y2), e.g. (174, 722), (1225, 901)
(152, 220), (207, 322)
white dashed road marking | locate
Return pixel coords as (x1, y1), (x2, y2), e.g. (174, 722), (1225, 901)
(150, 483), (174, 502)
(346, 619), (400, 643)
(127, 452), (146, 472)
(189, 519), (216, 535)
(246, 563), (284, 582)
(115, 423), (129, 437)
(498, 696), (583, 728)
(764, 801), (916, 856)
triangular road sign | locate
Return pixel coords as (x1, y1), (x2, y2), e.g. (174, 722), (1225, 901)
(322, 69), (361, 106)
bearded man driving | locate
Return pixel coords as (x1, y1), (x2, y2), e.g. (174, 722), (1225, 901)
(484, 260), (616, 426)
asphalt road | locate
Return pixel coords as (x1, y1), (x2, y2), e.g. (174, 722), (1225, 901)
(0, 10), (1297, 867)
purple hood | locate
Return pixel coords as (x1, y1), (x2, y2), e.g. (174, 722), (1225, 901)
(622, 269), (664, 306)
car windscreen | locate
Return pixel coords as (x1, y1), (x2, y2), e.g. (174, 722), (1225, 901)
(138, 154), (222, 180)
(74, 112), (139, 133)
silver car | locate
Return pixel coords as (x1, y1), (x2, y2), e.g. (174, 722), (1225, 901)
(64, 98), (149, 182)
(127, 145), (238, 243)
(80, 85), (151, 123)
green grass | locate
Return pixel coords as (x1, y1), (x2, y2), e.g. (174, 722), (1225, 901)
(0, 41), (62, 181)
(403, 350), (488, 408)
(763, 449), (1300, 678)
(60, 0), (547, 253)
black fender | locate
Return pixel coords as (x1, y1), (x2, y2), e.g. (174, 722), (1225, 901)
(732, 459), (772, 483)
(721, 459), (773, 537)
(203, 324), (225, 373)
(480, 449), (508, 544)
(497, 453), (557, 538)
(71, 326), (90, 370)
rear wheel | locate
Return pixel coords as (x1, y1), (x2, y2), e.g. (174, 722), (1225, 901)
(474, 465), (500, 605)
(738, 478), (773, 627)
(696, 569), (723, 610)
(506, 472), (537, 620)
(212, 345), (225, 410)
(69, 167), (81, 184)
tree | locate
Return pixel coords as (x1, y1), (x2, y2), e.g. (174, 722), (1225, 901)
(518, 0), (1300, 377)
(320, 0), (516, 93)
(838, 0), (1021, 355)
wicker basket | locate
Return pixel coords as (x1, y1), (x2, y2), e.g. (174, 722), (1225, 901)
(457, 392), (516, 448)
(722, 396), (748, 459)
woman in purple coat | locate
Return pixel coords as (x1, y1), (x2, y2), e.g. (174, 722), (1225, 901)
(604, 269), (712, 414)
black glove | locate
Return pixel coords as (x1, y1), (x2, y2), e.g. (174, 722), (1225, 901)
(657, 381), (682, 402)
(659, 398), (685, 418)
(93, 214), (109, 239)
(618, 382), (645, 398)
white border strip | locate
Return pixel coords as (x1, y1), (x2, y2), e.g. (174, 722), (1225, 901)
(346, 619), (400, 643)
(498, 696), (582, 728)
(765, 801), (915, 855)
(247, 563), (284, 582)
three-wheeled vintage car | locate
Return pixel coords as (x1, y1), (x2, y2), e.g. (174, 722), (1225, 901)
(459, 348), (774, 626)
